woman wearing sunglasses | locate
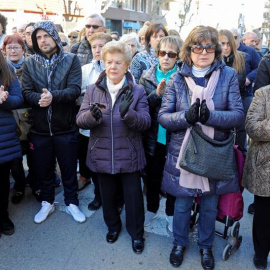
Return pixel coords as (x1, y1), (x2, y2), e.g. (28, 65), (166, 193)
(139, 36), (182, 231)
(158, 26), (244, 269)
(130, 23), (168, 83)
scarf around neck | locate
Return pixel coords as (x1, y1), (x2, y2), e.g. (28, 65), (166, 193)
(7, 55), (25, 69)
(176, 69), (220, 193)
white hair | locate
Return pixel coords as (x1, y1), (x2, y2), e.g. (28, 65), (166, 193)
(120, 32), (141, 50)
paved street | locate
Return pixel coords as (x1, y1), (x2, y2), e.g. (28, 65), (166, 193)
(0, 176), (269, 270)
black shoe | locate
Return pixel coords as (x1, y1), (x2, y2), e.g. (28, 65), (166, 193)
(253, 255), (267, 269)
(0, 217), (15, 235)
(88, 199), (102, 211)
(170, 245), (185, 268)
(106, 230), (120, 243)
(248, 203), (255, 214)
(32, 190), (42, 203)
(11, 191), (24, 204)
(200, 248), (215, 270)
(132, 238), (145, 254)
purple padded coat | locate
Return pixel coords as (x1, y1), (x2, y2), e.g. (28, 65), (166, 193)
(76, 71), (151, 174)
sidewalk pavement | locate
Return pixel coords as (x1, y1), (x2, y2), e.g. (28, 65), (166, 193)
(0, 180), (268, 270)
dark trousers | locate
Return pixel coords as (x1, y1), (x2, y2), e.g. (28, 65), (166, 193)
(10, 157), (26, 193)
(29, 132), (79, 206)
(0, 162), (11, 220)
(98, 171), (144, 240)
(235, 95), (253, 154)
(78, 133), (92, 179)
(253, 195), (270, 260)
(145, 143), (175, 215)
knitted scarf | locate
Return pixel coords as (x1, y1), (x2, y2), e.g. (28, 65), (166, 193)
(7, 56), (25, 69)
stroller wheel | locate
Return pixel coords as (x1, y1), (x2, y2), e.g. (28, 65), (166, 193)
(222, 244), (232, 261)
(235, 235), (243, 250)
(230, 221), (240, 238)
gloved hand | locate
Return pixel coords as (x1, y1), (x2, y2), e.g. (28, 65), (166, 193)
(200, 99), (210, 124)
(119, 90), (133, 118)
(185, 98), (200, 125)
(90, 104), (102, 121)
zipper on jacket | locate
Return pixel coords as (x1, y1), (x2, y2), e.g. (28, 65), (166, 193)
(46, 108), (53, 136)
(110, 107), (114, 174)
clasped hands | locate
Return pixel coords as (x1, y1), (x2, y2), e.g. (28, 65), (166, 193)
(38, 88), (52, 107)
(90, 90), (133, 121)
(185, 98), (210, 125)
(0, 85), (9, 104)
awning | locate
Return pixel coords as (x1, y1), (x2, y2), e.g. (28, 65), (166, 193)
(123, 21), (140, 30)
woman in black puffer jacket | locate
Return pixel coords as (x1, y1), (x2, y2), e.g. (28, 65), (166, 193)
(219, 29), (246, 154)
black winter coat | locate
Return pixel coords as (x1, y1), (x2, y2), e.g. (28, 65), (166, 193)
(22, 53), (81, 135)
(139, 64), (162, 156)
(254, 52), (270, 91)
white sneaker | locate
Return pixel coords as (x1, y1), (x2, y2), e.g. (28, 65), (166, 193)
(66, 204), (86, 223)
(166, 215), (173, 233)
(34, 201), (55, 224)
(144, 211), (158, 227)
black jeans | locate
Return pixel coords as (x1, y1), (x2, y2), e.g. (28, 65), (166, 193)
(78, 133), (92, 179)
(0, 162), (11, 220)
(253, 195), (270, 260)
(29, 132), (79, 206)
(98, 171), (144, 240)
(145, 143), (175, 215)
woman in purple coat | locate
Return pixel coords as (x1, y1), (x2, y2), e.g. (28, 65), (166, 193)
(158, 26), (244, 269)
(76, 41), (151, 254)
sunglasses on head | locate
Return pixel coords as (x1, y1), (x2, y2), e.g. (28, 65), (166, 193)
(85, 24), (103, 29)
(68, 35), (77, 39)
(190, 44), (216, 54)
(158, 50), (178, 58)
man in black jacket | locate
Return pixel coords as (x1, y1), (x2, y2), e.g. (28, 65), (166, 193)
(22, 21), (85, 224)
(71, 13), (106, 67)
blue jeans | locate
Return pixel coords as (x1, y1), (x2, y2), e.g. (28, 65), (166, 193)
(173, 194), (219, 249)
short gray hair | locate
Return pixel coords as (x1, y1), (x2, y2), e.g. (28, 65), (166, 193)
(120, 32), (140, 50)
(86, 13), (105, 26)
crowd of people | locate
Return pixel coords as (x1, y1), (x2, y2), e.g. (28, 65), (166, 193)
(0, 11), (270, 270)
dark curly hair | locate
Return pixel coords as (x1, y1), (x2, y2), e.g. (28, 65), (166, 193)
(0, 13), (7, 34)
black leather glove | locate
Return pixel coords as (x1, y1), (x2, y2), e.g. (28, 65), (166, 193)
(90, 104), (102, 121)
(185, 98), (200, 125)
(200, 99), (210, 124)
(119, 90), (133, 118)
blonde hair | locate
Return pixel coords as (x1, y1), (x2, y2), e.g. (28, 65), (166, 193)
(219, 29), (245, 74)
(88, 32), (112, 45)
(155, 36), (183, 58)
(101, 41), (132, 64)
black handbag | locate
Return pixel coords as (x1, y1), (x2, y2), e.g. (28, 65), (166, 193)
(179, 125), (237, 180)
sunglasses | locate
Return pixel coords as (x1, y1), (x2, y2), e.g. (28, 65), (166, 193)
(158, 50), (178, 58)
(190, 44), (216, 54)
(68, 35), (77, 39)
(85, 24), (103, 29)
